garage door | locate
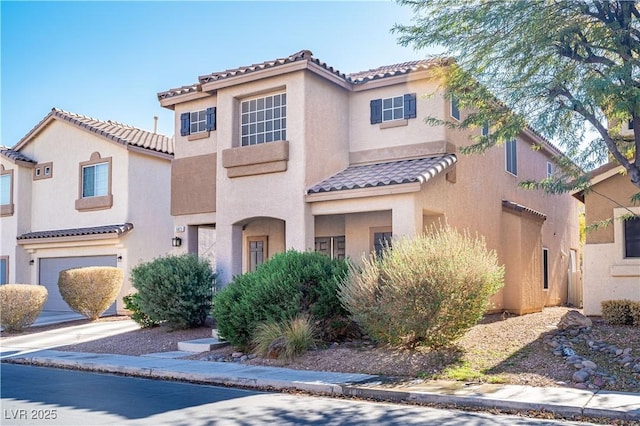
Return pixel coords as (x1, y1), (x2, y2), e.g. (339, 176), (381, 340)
(39, 256), (118, 314)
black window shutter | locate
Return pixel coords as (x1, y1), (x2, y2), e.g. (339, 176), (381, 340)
(370, 99), (382, 124)
(404, 93), (416, 119)
(205, 107), (216, 131)
(180, 113), (190, 136)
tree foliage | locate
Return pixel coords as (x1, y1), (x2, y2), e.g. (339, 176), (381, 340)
(394, 0), (640, 201)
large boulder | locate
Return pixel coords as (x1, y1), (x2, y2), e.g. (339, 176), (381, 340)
(558, 310), (592, 330)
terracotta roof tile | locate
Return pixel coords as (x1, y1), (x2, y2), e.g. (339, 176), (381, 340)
(307, 154), (457, 194)
(17, 223), (134, 241)
(15, 108), (174, 156)
(158, 50), (442, 100)
(0, 147), (36, 164)
(347, 58), (448, 84)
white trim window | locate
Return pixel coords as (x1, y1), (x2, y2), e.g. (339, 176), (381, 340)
(190, 110), (207, 134)
(82, 162), (109, 198)
(547, 161), (553, 178)
(241, 93), (286, 146)
(382, 96), (405, 122)
(482, 122), (490, 136)
(505, 139), (518, 176)
(0, 174), (10, 205)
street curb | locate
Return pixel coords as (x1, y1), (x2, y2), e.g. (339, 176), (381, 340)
(6, 356), (640, 422)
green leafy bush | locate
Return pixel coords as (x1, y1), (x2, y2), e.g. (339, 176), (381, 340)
(123, 293), (159, 328)
(252, 316), (317, 360)
(0, 284), (48, 332)
(131, 254), (215, 329)
(339, 225), (504, 349)
(212, 250), (350, 348)
(602, 300), (634, 326)
(59, 267), (123, 320)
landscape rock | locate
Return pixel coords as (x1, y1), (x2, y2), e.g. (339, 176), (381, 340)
(557, 310), (592, 330)
(573, 370), (590, 383)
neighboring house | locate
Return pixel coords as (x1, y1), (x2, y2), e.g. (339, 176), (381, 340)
(0, 108), (174, 314)
(157, 49), (581, 315)
(573, 162), (640, 316)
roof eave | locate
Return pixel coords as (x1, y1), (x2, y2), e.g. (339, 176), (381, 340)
(306, 182), (422, 203)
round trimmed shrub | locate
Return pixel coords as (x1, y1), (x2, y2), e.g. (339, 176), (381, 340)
(212, 250), (351, 349)
(0, 284), (48, 332)
(59, 266), (124, 320)
(339, 225), (504, 349)
(131, 254), (215, 330)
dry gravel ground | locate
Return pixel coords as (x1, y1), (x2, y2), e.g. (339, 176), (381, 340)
(3, 307), (639, 392)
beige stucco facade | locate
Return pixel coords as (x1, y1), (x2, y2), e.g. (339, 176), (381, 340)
(1, 110), (173, 314)
(160, 50), (581, 314)
(577, 166), (640, 315)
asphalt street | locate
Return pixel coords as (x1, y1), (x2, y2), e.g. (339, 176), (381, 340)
(1, 364), (599, 426)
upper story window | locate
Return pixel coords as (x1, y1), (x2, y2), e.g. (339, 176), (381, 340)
(505, 139), (518, 176)
(75, 152), (112, 211)
(546, 161), (553, 179)
(482, 122), (490, 136)
(0, 167), (13, 217)
(241, 93), (286, 146)
(82, 162), (109, 197)
(180, 107), (216, 136)
(450, 97), (460, 121)
(370, 93), (416, 124)
(624, 216), (640, 258)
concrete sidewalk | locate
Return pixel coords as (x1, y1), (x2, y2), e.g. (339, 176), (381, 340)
(1, 321), (639, 422)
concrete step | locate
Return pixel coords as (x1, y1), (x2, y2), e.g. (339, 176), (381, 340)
(177, 338), (229, 353)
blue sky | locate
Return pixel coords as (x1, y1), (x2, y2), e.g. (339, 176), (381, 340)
(1, 1), (434, 146)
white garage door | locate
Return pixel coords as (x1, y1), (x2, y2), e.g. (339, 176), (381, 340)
(39, 256), (118, 314)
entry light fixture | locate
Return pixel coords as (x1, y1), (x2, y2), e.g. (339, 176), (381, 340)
(172, 236), (182, 247)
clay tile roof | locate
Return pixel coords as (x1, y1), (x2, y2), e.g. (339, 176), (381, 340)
(161, 51), (442, 100)
(0, 147), (36, 164)
(15, 109), (174, 156)
(17, 223), (134, 241)
(347, 58), (448, 85)
(196, 49), (347, 85)
(307, 154), (457, 194)
(501, 200), (547, 220)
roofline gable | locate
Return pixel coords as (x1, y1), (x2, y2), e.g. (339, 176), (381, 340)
(12, 108), (174, 159)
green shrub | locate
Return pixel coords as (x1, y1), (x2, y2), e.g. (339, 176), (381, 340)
(252, 316), (317, 360)
(0, 284), (48, 332)
(131, 254), (215, 330)
(123, 293), (159, 328)
(212, 250), (350, 348)
(338, 225), (504, 349)
(602, 300), (634, 325)
(629, 302), (640, 327)
(59, 267), (123, 320)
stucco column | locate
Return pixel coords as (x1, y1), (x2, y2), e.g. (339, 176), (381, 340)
(391, 196), (422, 238)
(215, 223), (243, 287)
(285, 206), (315, 252)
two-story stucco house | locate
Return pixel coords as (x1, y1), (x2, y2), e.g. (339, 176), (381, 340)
(574, 162), (640, 315)
(0, 108), (174, 314)
(158, 50), (582, 315)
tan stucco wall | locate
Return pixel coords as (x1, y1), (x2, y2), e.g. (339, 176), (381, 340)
(173, 96), (218, 160)
(584, 172), (637, 244)
(172, 153), (217, 215)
